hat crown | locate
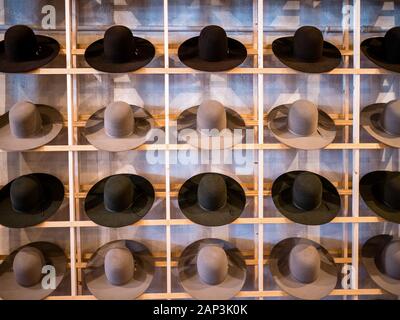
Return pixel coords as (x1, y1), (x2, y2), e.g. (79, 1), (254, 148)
(381, 100), (400, 136)
(104, 101), (135, 138)
(288, 100), (318, 136)
(197, 174), (228, 211)
(9, 101), (43, 138)
(382, 174), (400, 210)
(294, 26), (324, 62)
(103, 25), (136, 63)
(198, 25), (228, 62)
(197, 246), (229, 285)
(10, 175), (43, 213)
(4, 25), (38, 62)
(196, 100), (227, 133)
(380, 240), (400, 280)
(289, 244), (320, 284)
(104, 248), (135, 286)
(104, 175), (134, 213)
(13, 247), (45, 287)
(292, 172), (323, 211)
(384, 27), (400, 63)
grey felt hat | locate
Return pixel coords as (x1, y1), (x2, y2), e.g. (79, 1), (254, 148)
(0, 101), (63, 151)
(270, 237), (339, 300)
(362, 234), (400, 295)
(0, 242), (67, 300)
(267, 99), (336, 150)
(178, 172), (246, 227)
(361, 100), (400, 148)
(84, 240), (154, 300)
(177, 100), (246, 150)
(84, 101), (155, 152)
(178, 238), (246, 300)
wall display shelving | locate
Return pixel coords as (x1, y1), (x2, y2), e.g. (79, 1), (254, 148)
(0, 0), (399, 300)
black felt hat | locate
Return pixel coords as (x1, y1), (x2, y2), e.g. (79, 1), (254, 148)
(271, 171), (341, 225)
(0, 25), (60, 73)
(84, 174), (155, 228)
(84, 25), (155, 73)
(178, 25), (247, 72)
(0, 173), (64, 228)
(361, 27), (400, 73)
(272, 26), (342, 73)
(178, 173), (246, 227)
(360, 171), (400, 224)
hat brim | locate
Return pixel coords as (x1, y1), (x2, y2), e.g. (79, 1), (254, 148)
(0, 173), (65, 228)
(178, 238), (246, 300)
(270, 237), (338, 300)
(361, 103), (400, 148)
(84, 37), (155, 73)
(272, 36), (342, 73)
(0, 35), (60, 73)
(0, 104), (63, 151)
(84, 240), (154, 300)
(84, 174), (155, 228)
(178, 36), (247, 72)
(361, 37), (400, 73)
(271, 171), (341, 225)
(267, 104), (336, 150)
(178, 173), (246, 227)
(0, 242), (67, 300)
(84, 105), (155, 152)
(177, 105), (246, 150)
(360, 171), (400, 223)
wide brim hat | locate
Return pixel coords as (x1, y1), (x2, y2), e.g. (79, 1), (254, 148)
(270, 237), (338, 300)
(0, 104), (63, 151)
(361, 103), (400, 148)
(361, 37), (400, 73)
(84, 104), (155, 152)
(0, 173), (64, 228)
(0, 242), (67, 300)
(178, 37), (247, 72)
(360, 171), (400, 223)
(84, 240), (154, 300)
(84, 37), (155, 73)
(272, 36), (342, 73)
(267, 104), (336, 150)
(271, 171), (341, 225)
(177, 105), (246, 150)
(178, 172), (246, 227)
(0, 35), (60, 73)
(178, 238), (246, 300)
(84, 174), (155, 228)
(362, 234), (400, 295)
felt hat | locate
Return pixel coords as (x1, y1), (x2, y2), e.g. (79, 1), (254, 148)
(362, 234), (400, 295)
(178, 238), (246, 300)
(177, 100), (246, 150)
(84, 101), (155, 152)
(0, 101), (63, 151)
(0, 242), (67, 300)
(272, 26), (342, 73)
(361, 27), (400, 73)
(0, 25), (60, 73)
(0, 173), (64, 228)
(361, 100), (400, 148)
(84, 240), (154, 300)
(360, 171), (400, 224)
(271, 171), (341, 225)
(178, 25), (247, 72)
(178, 172), (246, 227)
(84, 174), (155, 228)
(270, 237), (339, 300)
(267, 99), (336, 150)
(84, 25), (155, 73)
